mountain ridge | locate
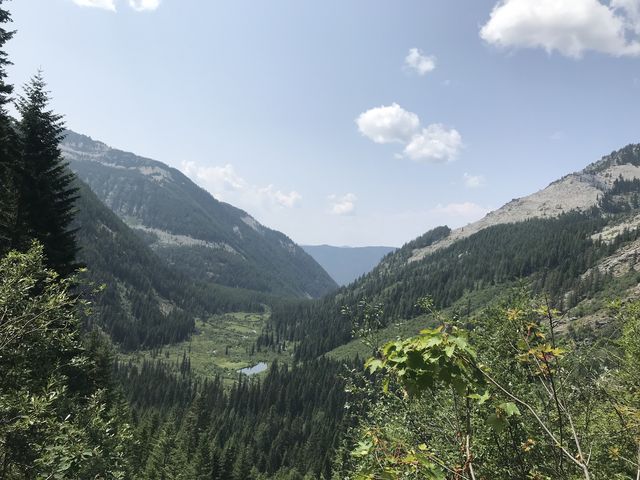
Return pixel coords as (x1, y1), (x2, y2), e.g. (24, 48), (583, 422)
(62, 130), (337, 299)
(266, 142), (640, 360)
(408, 144), (640, 263)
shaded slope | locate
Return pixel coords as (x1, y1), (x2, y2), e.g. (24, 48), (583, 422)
(74, 179), (266, 350)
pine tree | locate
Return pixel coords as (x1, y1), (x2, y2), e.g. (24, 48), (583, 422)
(0, 0), (18, 254)
(15, 72), (79, 274)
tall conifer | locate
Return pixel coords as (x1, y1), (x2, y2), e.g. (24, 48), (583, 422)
(0, 0), (18, 253)
(16, 73), (78, 275)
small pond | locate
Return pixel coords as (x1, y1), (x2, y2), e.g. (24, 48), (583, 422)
(238, 362), (268, 376)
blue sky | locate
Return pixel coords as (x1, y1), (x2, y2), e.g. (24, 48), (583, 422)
(7, 0), (640, 246)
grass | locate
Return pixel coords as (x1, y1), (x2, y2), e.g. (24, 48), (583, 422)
(120, 311), (293, 382)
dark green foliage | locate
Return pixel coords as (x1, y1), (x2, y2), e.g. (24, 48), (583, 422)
(74, 179), (269, 350)
(584, 143), (640, 173)
(12, 73), (78, 275)
(598, 177), (640, 213)
(115, 358), (348, 479)
(0, 0), (17, 254)
(267, 211), (640, 361)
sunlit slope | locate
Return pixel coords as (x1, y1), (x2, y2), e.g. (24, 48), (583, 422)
(64, 131), (337, 299)
(265, 143), (640, 360)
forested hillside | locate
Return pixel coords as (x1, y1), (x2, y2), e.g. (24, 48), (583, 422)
(115, 357), (349, 479)
(63, 131), (337, 299)
(265, 146), (640, 361)
(74, 179), (268, 350)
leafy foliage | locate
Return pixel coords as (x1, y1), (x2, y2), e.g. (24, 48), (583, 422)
(339, 295), (640, 479)
(0, 244), (132, 479)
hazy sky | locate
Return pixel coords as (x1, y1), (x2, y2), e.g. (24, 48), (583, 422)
(7, 0), (640, 246)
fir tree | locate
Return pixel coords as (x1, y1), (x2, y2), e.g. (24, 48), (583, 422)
(0, 0), (18, 254)
(15, 72), (79, 275)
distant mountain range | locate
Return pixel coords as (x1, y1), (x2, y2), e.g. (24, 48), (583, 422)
(62, 131), (337, 300)
(302, 245), (396, 286)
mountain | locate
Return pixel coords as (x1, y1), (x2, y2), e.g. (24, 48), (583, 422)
(301, 245), (396, 286)
(266, 143), (640, 360)
(74, 179), (268, 350)
(409, 144), (640, 262)
(62, 131), (337, 299)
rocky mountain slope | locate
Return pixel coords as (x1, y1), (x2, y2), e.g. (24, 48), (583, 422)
(62, 131), (337, 299)
(409, 144), (640, 263)
(301, 245), (396, 286)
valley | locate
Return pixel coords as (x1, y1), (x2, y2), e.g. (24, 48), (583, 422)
(120, 311), (293, 383)
(5, 2), (640, 479)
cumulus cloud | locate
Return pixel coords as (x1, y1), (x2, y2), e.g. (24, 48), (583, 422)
(480, 0), (640, 58)
(356, 104), (463, 163)
(181, 162), (246, 194)
(612, 0), (640, 35)
(356, 103), (420, 144)
(181, 161), (301, 209)
(259, 185), (302, 208)
(329, 193), (357, 215)
(404, 48), (437, 75)
(128, 0), (161, 11)
(404, 124), (463, 163)
(72, 0), (116, 11)
(463, 173), (486, 188)
(432, 202), (490, 218)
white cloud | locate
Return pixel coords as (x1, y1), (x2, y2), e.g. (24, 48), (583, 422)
(432, 202), (490, 218)
(181, 162), (246, 195)
(259, 185), (302, 208)
(356, 103), (420, 144)
(480, 0), (640, 58)
(329, 193), (357, 215)
(403, 124), (463, 163)
(404, 48), (437, 75)
(356, 105), (463, 163)
(613, 0), (640, 33)
(72, 0), (116, 11)
(463, 173), (486, 188)
(180, 161), (301, 209)
(128, 0), (161, 11)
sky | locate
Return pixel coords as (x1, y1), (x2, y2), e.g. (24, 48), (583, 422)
(6, 0), (640, 246)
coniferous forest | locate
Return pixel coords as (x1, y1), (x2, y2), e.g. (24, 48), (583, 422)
(6, 2), (640, 479)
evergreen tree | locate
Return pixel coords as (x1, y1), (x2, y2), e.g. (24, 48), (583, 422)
(0, 0), (18, 254)
(15, 72), (78, 275)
